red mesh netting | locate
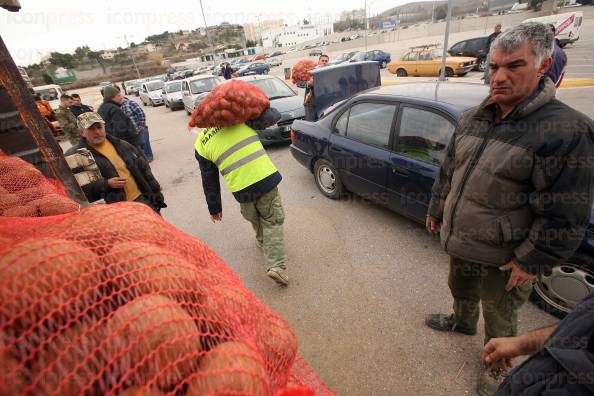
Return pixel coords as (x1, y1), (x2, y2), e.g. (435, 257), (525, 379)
(0, 152), (79, 217)
(291, 61), (317, 85)
(188, 80), (270, 129)
(0, 154), (334, 396)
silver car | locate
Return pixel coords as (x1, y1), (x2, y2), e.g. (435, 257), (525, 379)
(139, 80), (165, 106)
(181, 75), (223, 115)
(161, 81), (184, 111)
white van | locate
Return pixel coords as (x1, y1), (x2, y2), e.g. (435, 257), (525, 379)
(523, 11), (583, 47)
(33, 84), (64, 110)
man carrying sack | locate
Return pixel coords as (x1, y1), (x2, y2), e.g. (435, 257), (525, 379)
(191, 80), (289, 286)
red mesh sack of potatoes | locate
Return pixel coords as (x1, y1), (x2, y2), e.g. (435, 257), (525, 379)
(291, 60), (317, 84)
(0, 152), (78, 218)
(0, 202), (334, 396)
(188, 80), (270, 128)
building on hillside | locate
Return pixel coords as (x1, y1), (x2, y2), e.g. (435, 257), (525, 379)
(261, 23), (334, 48)
(101, 50), (117, 60)
(244, 19), (284, 42)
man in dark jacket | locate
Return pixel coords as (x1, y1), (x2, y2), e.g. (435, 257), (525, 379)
(97, 85), (142, 148)
(424, 23), (594, 394)
(483, 291), (594, 395)
(65, 112), (166, 213)
(69, 93), (93, 118)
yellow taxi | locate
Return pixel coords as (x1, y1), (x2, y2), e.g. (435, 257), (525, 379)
(387, 45), (477, 77)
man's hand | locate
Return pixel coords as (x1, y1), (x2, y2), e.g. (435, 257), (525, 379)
(483, 336), (526, 370)
(210, 212), (223, 223)
(107, 177), (127, 189)
(426, 216), (441, 234)
(499, 260), (536, 292)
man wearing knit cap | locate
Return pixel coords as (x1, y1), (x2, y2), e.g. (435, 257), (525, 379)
(97, 85), (142, 149)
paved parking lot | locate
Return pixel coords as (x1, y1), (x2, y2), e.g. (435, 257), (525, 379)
(55, 83), (592, 395)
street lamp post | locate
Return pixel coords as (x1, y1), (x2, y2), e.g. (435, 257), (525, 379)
(118, 34), (141, 79)
(199, 0), (216, 68)
(438, 0), (453, 82)
(364, 0), (368, 52)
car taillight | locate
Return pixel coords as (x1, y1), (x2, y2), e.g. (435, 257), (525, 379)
(290, 129), (295, 144)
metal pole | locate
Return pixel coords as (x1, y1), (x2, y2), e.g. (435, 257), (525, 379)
(432, 1), (436, 23)
(199, 0), (216, 68)
(122, 35), (141, 79)
(438, 0), (453, 81)
(0, 35), (88, 206)
(364, 0), (368, 52)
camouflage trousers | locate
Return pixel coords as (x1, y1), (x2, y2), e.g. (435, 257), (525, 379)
(449, 256), (533, 343)
(239, 187), (286, 271)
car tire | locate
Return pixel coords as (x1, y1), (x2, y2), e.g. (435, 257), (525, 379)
(396, 68), (408, 77)
(477, 58), (487, 72)
(263, 69), (269, 75)
(165, 101), (169, 108)
(445, 67), (454, 77)
(149, 99), (154, 107)
(170, 104), (175, 112)
(314, 159), (343, 200)
(141, 99), (146, 106)
(530, 258), (594, 319)
(380, 61), (387, 69)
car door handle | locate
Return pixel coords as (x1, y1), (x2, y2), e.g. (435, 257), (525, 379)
(392, 166), (410, 176)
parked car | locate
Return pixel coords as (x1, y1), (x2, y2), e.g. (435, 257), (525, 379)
(329, 51), (358, 65)
(266, 58), (283, 67)
(32, 84), (64, 110)
(124, 80), (142, 96)
(341, 36), (351, 42)
(268, 51), (284, 57)
(161, 80), (184, 111)
(349, 50), (392, 68)
(309, 48), (323, 57)
(235, 62), (270, 77)
(290, 81), (594, 319)
(448, 36), (489, 71)
(139, 80), (165, 106)
(193, 66), (210, 75)
(181, 75), (223, 115)
(250, 54), (267, 61)
(350, 34), (361, 40)
(236, 75), (305, 145)
(387, 47), (476, 77)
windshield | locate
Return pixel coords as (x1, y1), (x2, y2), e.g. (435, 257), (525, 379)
(34, 88), (59, 100)
(248, 78), (295, 99)
(165, 82), (182, 93)
(351, 52), (366, 61)
(146, 81), (164, 91)
(190, 78), (218, 94)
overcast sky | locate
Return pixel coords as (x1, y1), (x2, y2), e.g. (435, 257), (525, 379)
(1, 0), (415, 65)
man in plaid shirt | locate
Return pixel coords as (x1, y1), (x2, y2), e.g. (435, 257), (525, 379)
(121, 97), (154, 161)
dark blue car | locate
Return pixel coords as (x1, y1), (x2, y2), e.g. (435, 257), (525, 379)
(350, 50), (392, 68)
(290, 82), (594, 318)
(235, 62), (270, 77)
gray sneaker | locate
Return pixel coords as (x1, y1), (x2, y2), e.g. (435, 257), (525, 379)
(477, 366), (508, 396)
(267, 267), (289, 286)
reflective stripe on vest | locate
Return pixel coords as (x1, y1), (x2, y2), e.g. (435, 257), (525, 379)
(195, 124), (278, 193)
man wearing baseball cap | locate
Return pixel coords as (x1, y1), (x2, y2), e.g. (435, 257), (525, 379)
(97, 85), (142, 149)
(65, 112), (166, 213)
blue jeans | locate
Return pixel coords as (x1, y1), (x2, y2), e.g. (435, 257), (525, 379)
(483, 54), (490, 85)
(139, 127), (153, 160)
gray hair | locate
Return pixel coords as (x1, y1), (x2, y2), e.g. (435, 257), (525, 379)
(490, 22), (554, 68)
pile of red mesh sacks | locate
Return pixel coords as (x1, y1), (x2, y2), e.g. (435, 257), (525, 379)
(0, 152), (79, 217)
(189, 80), (270, 128)
(291, 60), (317, 85)
(0, 153), (334, 396)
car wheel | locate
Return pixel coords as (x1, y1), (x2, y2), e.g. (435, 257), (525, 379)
(141, 99), (146, 106)
(530, 259), (594, 318)
(396, 68), (408, 77)
(149, 99), (154, 107)
(170, 104), (175, 112)
(263, 69), (269, 75)
(478, 58), (487, 72)
(314, 159), (343, 199)
(380, 61), (387, 69)
(165, 101), (169, 108)
(445, 67), (454, 77)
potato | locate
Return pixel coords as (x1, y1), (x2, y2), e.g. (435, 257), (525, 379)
(105, 295), (201, 389)
(0, 337), (26, 396)
(0, 165), (44, 193)
(30, 193), (79, 216)
(0, 237), (101, 332)
(16, 182), (58, 203)
(30, 321), (104, 396)
(1, 204), (38, 217)
(256, 314), (297, 382)
(197, 283), (252, 339)
(105, 241), (204, 304)
(187, 341), (268, 396)
(57, 203), (171, 255)
(0, 193), (19, 212)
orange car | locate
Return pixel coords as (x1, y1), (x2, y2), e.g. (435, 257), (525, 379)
(388, 47), (476, 77)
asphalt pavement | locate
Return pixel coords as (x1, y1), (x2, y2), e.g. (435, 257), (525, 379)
(65, 84), (583, 395)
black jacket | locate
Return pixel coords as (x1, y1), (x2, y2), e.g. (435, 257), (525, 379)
(485, 31), (501, 52)
(194, 109), (282, 214)
(69, 103), (93, 118)
(65, 135), (165, 208)
(97, 99), (139, 145)
(496, 292), (594, 396)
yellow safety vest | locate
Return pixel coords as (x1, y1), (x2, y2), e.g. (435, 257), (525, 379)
(195, 124), (278, 193)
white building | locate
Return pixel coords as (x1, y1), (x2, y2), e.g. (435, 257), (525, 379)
(261, 23), (334, 48)
(101, 49), (117, 60)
